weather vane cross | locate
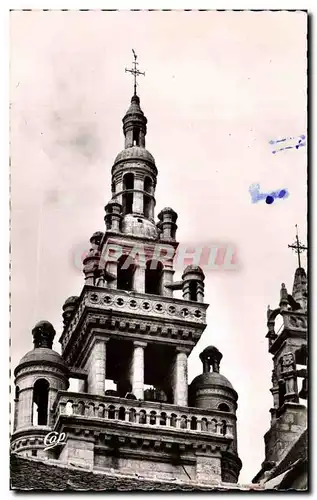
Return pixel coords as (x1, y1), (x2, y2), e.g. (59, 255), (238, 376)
(288, 224), (307, 268)
(125, 49), (145, 96)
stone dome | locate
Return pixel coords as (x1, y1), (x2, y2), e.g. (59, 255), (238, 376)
(121, 214), (158, 240)
(15, 348), (68, 376)
(190, 371), (236, 393)
(63, 296), (79, 307)
(114, 146), (156, 166)
(182, 265), (205, 280)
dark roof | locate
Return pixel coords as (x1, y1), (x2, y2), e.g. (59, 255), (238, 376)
(15, 348), (68, 375)
(10, 454), (262, 492)
(114, 146), (155, 165)
(190, 372), (236, 395)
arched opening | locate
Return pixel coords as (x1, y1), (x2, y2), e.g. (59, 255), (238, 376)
(144, 176), (153, 194)
(133, 126), (140, 146)
(118, 406), (126, 421)
(145, 260), (163, 295)
(190, 416), (197, 430)
(77, 401), (85, 416)
(143, 177), (153, 218)
(189, 281), (198, 301)
(15, 386), (20, 401)
(33, 379), (49, 426)
(143, 194), (151, 218)
(117, 255), (136, 291)
(129, 408), (136, 423)
(170, 413), (177, 427)
(98, 404), (105, 418)
(139, 410), (146, 424)
(149, 411), (157, 425)
(111, 181), (115, 195)
(180, 415), (187, 429)
(160, 412), (167, 426)
(210, 418), (217, 433)
(218, 403), (230, 412)
(201, 418), (208, 432)
(122, 173), (134, 215)
(108, 405), (116, 419)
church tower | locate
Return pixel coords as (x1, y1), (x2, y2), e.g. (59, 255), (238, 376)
(11, 52), (241, 486)
(253, 226), (307, 484)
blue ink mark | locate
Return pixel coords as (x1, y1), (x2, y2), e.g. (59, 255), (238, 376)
(249, 184), (289, 204)
(269, 134), (306, 154)
(279, 189), (286, 198)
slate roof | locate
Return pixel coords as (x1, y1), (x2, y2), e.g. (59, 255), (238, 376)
(10, 453), (263, 492)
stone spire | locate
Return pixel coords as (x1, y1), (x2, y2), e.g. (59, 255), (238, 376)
(292, 266), (307, 311)
(123, 50), (147, 149)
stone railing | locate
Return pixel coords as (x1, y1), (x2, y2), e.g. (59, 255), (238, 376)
(53, 392), (234, 439)
(60, 286), (208, 350)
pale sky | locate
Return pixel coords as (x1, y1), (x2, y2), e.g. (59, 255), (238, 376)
(10, 10), (307, 484)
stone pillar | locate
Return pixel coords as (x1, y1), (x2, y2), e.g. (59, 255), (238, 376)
(19, 388), (33, 428)
(174, 348), (189, 406)
(47, 388), (58, 426)
(133, 264), (145, 293)
(149, 198), (155, 219)
(161, 267), (174, 297)
(133, 175), (144, 214)
(116, 179), (123, 205)
(105, 261), (117, 289)
(87, 339), (108, 396)
(132, 341), (147, 400)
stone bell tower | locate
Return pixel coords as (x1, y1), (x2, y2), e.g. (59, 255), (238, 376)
(253, 227), (307, 483)
(12, 52), (241, 486)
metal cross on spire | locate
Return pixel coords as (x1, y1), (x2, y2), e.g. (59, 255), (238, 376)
(125, 49), (145, 96)
(288, 224), (307, 269)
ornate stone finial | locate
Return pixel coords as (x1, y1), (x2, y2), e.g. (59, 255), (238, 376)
(32, 320), (56, 349)
(90, 231), (104, 246)
(199, 346), (223, 374)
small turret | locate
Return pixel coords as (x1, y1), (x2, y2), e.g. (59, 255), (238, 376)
(182, 265), (205, 302)
(11, 321), (69, 458)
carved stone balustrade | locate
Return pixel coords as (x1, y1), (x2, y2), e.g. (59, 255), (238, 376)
(52, 391), (235, 440)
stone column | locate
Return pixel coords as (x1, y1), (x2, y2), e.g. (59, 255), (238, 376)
(105, 261), (117, 289)
(47, 388), (58, 426)
(116, 178), (123, 205)
(87, 338), (108, 396)
(161, 267), (174, 297)
(174, 348), (189, 406)
(19, 388), (33, 428)
(133, 264), (145, 293)
(133, 175), (144, 214)
(132, 341), (147, 400)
